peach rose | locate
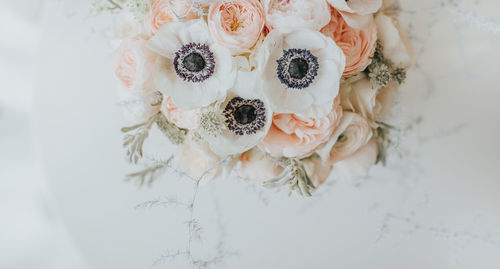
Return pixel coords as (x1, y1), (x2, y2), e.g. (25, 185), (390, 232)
(259, 99), (343, 159)
(375, 12), (413, 68)
(178, 134), (224, 182)
(160, 96), (200, 130)
(327, 0), (382, 29)
(115, 39), (157, 95)
(208, 0), (265, 53)
(317, 112), (373, 164)
(262, 0), (331, 31)
(321, 8), (377, 77)
(144, 0), (199, 37)
(237, 148), (284, 183)
(332, 138), (378, 179)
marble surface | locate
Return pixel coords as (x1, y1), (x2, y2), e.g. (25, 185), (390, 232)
(3, 0), (500, 268)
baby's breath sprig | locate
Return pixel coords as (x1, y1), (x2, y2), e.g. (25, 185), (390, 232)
(263, 158), (316, 197)
(375, 121), (394, 166)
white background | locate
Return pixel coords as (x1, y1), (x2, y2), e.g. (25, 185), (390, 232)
(1, 0), (500, 268)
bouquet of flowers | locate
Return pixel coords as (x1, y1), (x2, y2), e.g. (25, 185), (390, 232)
(100, 0), (412, 196)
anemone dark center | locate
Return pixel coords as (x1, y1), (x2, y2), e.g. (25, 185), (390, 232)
(288, 58), (309, 79)
(182, 52), (206, 72)
(233, 105), (257, 125)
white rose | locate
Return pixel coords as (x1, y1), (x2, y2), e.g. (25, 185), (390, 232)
(332, 138), (378, 179)
(375, 12), (413, 68)
(263, 0), (331, 31)
(327, 0), (382, 29)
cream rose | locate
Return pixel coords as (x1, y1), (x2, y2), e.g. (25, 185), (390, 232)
(115, 39), (157, 95)
(317, 112), (373, 163)
(237, 148), (284, 183)
(208, 0), (265, 53)
(332, 138), (378, 179)
(144, 0), (199, 37)
(160, 96), (200, 130)
(341, 74), (401, 121)
(321, 8), (377, 77)
(178, 134), (224, 182)
(374, 81), (399, 119)
(302, 155), (334, 187)
(259, 99), (343, 159)
(262, 0), (331, 31)
(327, 0), (382, 29)
(375, 12), (413, 68)
(115, 39), (161, 122)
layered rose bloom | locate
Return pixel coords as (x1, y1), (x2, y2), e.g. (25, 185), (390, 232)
(317, 112), (373, 164)
(115, 39), (157, 95)
(375, 12), (413, 68)
(321, 8), (377, 77)
(260, 99), (343, 159)
(161, 96), (200, 130)
(332, 138), (378, 179)
(145, 0), (199, 37)
(115, 39), (161, 122)
(208, 0), (265, 53)
(341, 75), (401, 121)
(178, 134), (224, 182)
(237, 148), (284, 183)
(262, 0), (331, 31)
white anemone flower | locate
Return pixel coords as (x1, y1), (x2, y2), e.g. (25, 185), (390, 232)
(202, 70), (273, 156)
(254, 28), (345, 118)
(147, 19), (236, 110)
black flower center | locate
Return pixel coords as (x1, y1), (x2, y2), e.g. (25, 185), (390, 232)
(234, 105), (257, 125)
(183, 52), (206, 72)
(224, 97), (266, 136)
(288, 58), (309, 79)
(174, 43), (215, 83)
(276, 48), (319, 89)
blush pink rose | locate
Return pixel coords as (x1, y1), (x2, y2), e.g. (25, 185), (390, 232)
(160, 96), (200, 130)
(114, 39), (156, 95)
(208, 0), (265, 53)
(144, 0), (199, 38)
(259, 99), (343, 158)
(321, 8), (377, 77)
(178, 134), (224, 183)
